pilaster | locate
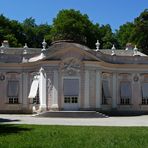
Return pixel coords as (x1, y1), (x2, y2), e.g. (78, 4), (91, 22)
(96, 71), (101, 109)
(22, 72), (29, 108)
(51, 70), (59, 110)
(84, 70), (90, 109)
(112, 73), (117, 108)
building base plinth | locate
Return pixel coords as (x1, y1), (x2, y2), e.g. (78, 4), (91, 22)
(50, 104), (59, 111)
(39, 105), (47, 112)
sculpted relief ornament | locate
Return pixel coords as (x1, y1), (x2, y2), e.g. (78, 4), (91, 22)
(60, 57), (81, 75)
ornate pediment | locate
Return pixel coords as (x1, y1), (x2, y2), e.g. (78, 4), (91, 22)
(60, 57), (81, 75)
(43, 42), (101, 62)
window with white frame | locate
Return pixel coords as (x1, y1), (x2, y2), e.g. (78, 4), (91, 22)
(102, 80), (111, 104)
(141, 83), (148, 105)
(63, 79), (79, 104)
(120, 82), (131, 105)
(7, 80), (19, 104)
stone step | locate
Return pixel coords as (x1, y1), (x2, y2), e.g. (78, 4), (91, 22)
(35, 111), (108, 118)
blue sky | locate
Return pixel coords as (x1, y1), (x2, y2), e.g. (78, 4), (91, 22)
(0, 0), (147, 31)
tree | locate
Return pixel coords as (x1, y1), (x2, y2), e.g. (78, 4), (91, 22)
(0, 14), (24, 47)
(35, 24), (51, 47)
(116, 9), (148, 53)
(22, 17), (37, 47)
(100, 24), (119, 49)
(9, 20), (25, 46)
(0, 14), (11, 44)
(4, 34), (20, 47)
(22, 18), (51, 48)
(116, 22), (134, 48)
(131, 9), (148, 54)
(50, 9), (101, 48)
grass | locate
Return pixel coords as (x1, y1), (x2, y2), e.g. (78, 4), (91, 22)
(0, 124), (148, 148)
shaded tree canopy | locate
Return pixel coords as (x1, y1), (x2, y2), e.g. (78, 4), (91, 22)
(116, 22), (134, 48)
(116, 9), (148, 54)
(50, 9), (99, 48)
(0, 15), (51, 48)
(22, 17), (51, 48)
(50, 9), (118, 49)
(131, 9), (148, 54)
(0, 9), (147, 54)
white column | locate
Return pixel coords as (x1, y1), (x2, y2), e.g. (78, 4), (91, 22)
(84, 70), (90, 109)
(39, 67), (47, 111)
(112, 73), (117, 108)
(51, 70), (59, 110)
(96, 71), (101, 109)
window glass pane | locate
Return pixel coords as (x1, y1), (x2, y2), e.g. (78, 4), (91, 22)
(7, 81), (19, 97)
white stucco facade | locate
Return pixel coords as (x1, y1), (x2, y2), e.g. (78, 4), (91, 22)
(0, 41), (148, 113)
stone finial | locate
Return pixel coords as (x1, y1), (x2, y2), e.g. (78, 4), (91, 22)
(1, 43), (5, 48)
(111, 44), (116, 56)
(0, 43), (5, 54)
(23, 43), (28, 54)
(3, 40), (9, 48)
(133, 45), (138, 56)
(23, 43), (28, 49)
(42, 39), (47, 51)
(95, 40), (100, 51)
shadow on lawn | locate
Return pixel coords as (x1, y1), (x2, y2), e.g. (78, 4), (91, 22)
(0, 124), (31, 135)
(0, 118), (20, 123)
(100, 111), (148, 117)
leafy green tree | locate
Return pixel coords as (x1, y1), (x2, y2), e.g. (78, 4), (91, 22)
(0, 14), (24, 47)
(99, 24), (120, 49)
(4, 34), (20, 47)
(22, 18), (51, 47)
(131, 9), (148, 54)
(0, 9), (147, 52)
(0, 15), (51, 48)
(50, 9), (101, 48)
(0, 14), (11, 43)
(116, 22), (134, 48)
(9, 20), (25, 46)
(22, 17), (36, 47)
(35, 24), (51, 47)
(116, 9), (148, 53)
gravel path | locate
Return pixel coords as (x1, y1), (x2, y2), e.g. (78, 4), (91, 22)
(0, 114), (148, 126)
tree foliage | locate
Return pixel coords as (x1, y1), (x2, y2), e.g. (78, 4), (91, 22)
(0, 15), (51, 48)
(50, 9), (118, 49)
(131, 9), (148, 54)
(0, 9), (147, 54)
(116, 22), (134, 48)
(50, 9), (97, 48)
(22, 17), (51, 48)
(116, 9), (148, 54)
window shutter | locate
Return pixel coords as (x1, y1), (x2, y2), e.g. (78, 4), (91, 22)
(120, 82), (131, 98)
(142, 83), (148, 98)
(102, 80), (111, 98)
(28, 76), (39, 99)
(7, 81), (19, 97)
(63, 79), (79, 96)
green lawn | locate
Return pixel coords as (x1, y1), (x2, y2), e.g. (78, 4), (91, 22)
(0, 124), (148, 148)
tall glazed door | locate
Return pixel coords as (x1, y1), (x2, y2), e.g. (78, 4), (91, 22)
(63, 78), (79, 110)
